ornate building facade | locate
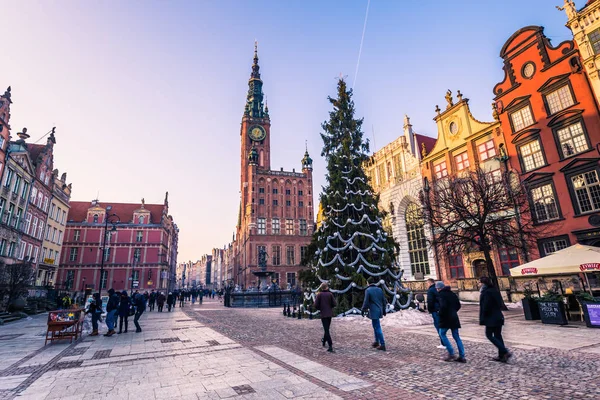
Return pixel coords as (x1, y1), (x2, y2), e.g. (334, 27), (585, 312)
(58, 197), (178, 293)
(364, 116), (437, 281)
(421, 91), (515, 282)
(233, 45), (315, 289)
(494, 25), (600, 255)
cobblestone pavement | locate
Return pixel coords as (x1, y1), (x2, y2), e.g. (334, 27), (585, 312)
(1, 299), (599, 400)
(183, 300), (600, 400)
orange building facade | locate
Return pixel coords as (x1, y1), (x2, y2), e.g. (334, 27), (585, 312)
(494, 26), (600, 257)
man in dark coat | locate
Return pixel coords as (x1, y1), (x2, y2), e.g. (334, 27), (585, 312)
(361, 281), (387, 351)
(437, 282), (466, 362)
(104, 289), (120, 337)
(427, 278), (446, 349)
(479, 276), (511, 362)
(133, 292), (147, 333)
(117, 291), (131, 334)
(314, 283), (337, 352)
(167, 292), (175, 312)
(157, 292), (166, 312)
(148, 290), (156, 312)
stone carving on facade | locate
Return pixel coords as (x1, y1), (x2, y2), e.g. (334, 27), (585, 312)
(445, 90), (454, 109)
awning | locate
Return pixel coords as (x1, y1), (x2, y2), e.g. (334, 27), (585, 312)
(510, 244), (600, 276)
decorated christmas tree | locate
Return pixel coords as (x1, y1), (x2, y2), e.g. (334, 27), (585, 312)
(301, 79), (412, 315)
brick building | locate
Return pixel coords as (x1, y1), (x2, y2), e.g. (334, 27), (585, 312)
(493, 26), (600, 256)
(57, 196), (178, 293)
(233, 45), (315, 289)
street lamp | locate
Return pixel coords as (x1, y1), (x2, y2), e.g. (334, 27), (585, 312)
(99, 206), (119, 298)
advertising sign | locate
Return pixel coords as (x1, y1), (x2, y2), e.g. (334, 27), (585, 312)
(583, 303), (600, 328)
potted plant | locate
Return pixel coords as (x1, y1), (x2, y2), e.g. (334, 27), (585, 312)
(536, 290), (568, 325)
(521, 286), (540, 320)
(577, 292), (600, 328)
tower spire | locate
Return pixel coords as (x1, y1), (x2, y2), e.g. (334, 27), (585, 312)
(244, 42), (267, 119)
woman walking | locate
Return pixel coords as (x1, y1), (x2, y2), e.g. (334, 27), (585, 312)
(479, 276), (512, 362)
(86, 293), (103, 336)
(314, 283), (336, 353)
(437, 281), (466, 362)
(118, 291), (132, 334)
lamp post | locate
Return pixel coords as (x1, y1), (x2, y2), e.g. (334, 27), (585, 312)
(422, 177), (442, 280)
(99, 206), (119, 299)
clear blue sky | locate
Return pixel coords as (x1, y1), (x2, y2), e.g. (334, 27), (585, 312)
(3, 0), (573, 262)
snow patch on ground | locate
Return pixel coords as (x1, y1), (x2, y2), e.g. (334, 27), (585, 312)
(505, 302), (523, 309)
(335, 308), (433, 327)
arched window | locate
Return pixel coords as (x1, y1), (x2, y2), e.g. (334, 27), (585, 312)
(138, 215), (144, 224)
(93, 214), (98, 223)
(405, 203), (430, 276)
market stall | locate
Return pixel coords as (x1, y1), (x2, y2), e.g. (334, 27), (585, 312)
(45, 308), (84, 345)
(510, 244), (600, 327)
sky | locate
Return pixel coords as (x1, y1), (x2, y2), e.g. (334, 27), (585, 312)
(2, 0), (574, 262)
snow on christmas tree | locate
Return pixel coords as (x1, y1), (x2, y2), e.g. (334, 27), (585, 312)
(301, 79), (412, 315)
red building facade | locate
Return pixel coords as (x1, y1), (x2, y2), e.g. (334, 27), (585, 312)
(494, 26), (600, 257)
(57, 196), (179, 294)
(234, 45), (315, 289)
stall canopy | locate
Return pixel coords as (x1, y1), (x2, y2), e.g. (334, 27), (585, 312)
(510, 244), (600, 276)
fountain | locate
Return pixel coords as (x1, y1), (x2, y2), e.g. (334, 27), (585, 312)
(252, 248), (275, 291)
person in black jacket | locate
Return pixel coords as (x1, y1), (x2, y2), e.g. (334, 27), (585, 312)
(167, 292), (175, 312)
(117, 291), (131, 334)
(314, 283), (337, 353)
(479, 276), (511, 362)
(133, 292), (147, 333)
(437, 282), (466, 362)
(104, 289), (120, 337)
(427, 278), (446, 349)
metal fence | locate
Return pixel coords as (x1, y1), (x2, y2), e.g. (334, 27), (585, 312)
(229, 290), (300, 308)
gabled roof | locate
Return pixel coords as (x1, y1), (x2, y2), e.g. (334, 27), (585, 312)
(27, 144), (45, 165)
(67, 201), (165, 224)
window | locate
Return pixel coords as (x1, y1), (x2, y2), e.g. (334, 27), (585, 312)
(272, 199), (278, 206)
(530, 184), (560, 222)
(33, 247), (39, 262)
(24, 213), (31, 235)
(0, 239), (6, 256)
(69, 247), (78, 262)
(272, 245), (281, 266)
(377, 163), (386, 185)
(61, 210), (66, 224)
(133, 248), (141, 262)
(13, 175), (21, 194)
(74, 229), (81, 241)
(287, 272), (296, 288)
(478, 140), (497, 162)
(546, 85), (574, 114)
(272, 188), (278, 194)
(43, 196), (49, 212)
(539, 236), (570, 257)
(103, 247), (111, 262)
(299, 219), (307, 235)
(52, 227), (57, 243)
(18, 241), (25, 260)
(510, 106), (534, 131)
(257, 217), (266, 234)
(448, 254), (465, 279)
(66, 270), (75, 290)
(272, 218), (280, 234)
(100, 270), (108, 289)
(434, 161), (448, 179)
(259, 198), (264, 205)
(136, 231), (143, 242)
(7, 204), (14, 227)
(259, 187), (265, 194)
(589, 28), (600, 54)
(38, 222), (44, 240)
(8, 242), (16, 258)
(41, 247), (47, 262)
(272, 272), (280, 285)
(286, 246), (295, 265)
(557, 122), (589, 157)
(58, 231), (63, 245)
(285, 219), (294, 235)
(93, 214), (99, 223)
(298, 201), (304, 207)
(138, 215), (144, 224)
(285, 200), (291, 206)
(132, 270), (140, 282)
(50, 204), (56, 220)
(285, 189), (291, 195)
(300, 246), (308, 262)
(31, 217), (38, 238)
(572, 170), (600, 213)
(37, 193), (42, 208)
(57, 207), (62, 221)
(29, 187), (37, 204)
(405, 203), (430, 276)
(16, 208), (22, 228)
(519, 140), (545, 172)
(498, 248), (519, 275)
(3, 168), (13, 188)
(21, 182), (29, 199)
(454, 151), (469, 171)
(26, 244), (32, 260)
(298, 190), (303, 196)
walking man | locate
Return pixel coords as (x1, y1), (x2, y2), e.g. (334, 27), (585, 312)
(427, 278), (446, 349)
(148, 290), (156, 312)
(362, 280), (387, 351)
(314, 283), (336, 353)
(167, 292), (175, 312)
(133, 291), (146, 333)
(479, 276), (512, 362)
(157, 292), (166, 312)
(437, 281), (466, 362)
(104, 288), (119, 337)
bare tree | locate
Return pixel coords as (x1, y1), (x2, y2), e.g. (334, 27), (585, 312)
(421, 167), (550, 293)
(0, 260), (35, 310)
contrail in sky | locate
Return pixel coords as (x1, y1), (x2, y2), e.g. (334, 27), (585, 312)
(353, 0), (371, 90)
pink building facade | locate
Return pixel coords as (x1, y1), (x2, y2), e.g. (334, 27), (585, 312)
(57, 196), (179, 294)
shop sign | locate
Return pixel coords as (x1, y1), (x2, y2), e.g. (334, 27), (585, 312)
(585, 303), (600, 327)
(43, 258), (55, 264)
(521, 267), (538, 275)
(580, 263), (600, 272)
